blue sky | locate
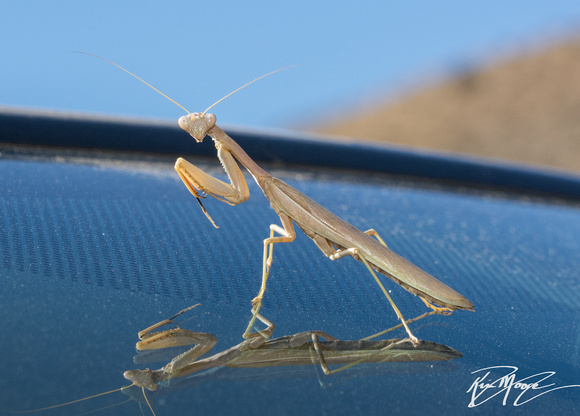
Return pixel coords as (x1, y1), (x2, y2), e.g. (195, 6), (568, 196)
(2, 1), (580, 131)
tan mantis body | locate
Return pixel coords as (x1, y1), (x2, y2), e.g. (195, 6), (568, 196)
(78, 53), (473, 345)
(175, 114), (474, 344)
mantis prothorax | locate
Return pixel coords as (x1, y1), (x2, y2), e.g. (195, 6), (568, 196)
(80, 53), (474, 345)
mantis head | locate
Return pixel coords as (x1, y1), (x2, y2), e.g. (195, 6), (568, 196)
(178, 112), (217, 142)
(123, 368), (159, 391)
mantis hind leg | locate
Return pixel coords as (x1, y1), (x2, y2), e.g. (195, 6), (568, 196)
(361, 309), (443, 341)
(420, 296), (454, 315)
(326, 235), (420, 344)
(360, 230), (453, 334)
(309, 332), (410, 376)
(364, 230), (455, 317)
(350, 249), (419, 345)
(363, 228), (388, 247)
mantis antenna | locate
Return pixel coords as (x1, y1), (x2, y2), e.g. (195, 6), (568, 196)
(201, 65), (301, 116)
(9, 384), (140, 413)
(73, 51), (192, 115)
(74, 51), (298, 119)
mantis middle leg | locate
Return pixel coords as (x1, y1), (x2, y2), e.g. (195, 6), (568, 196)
(243, 212), (296, 338)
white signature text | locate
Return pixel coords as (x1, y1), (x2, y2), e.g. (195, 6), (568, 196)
(467, 365), (580, 407)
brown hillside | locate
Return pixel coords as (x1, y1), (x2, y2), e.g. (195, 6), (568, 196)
(309, 38), (580, 175)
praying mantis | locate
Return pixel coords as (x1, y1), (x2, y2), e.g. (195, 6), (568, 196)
(80, 53), (474, 345)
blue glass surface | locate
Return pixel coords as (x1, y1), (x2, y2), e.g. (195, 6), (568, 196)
(0, 152), (579, 415)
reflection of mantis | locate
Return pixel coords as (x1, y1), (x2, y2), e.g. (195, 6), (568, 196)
(123, 305), (462, 393)
(79, 53), (474, 344)
(21, 305), (462, 415)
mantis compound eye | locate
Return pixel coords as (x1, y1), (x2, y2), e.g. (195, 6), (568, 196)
(204, 113), (217, 128)
(178, 115), (190, 130)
